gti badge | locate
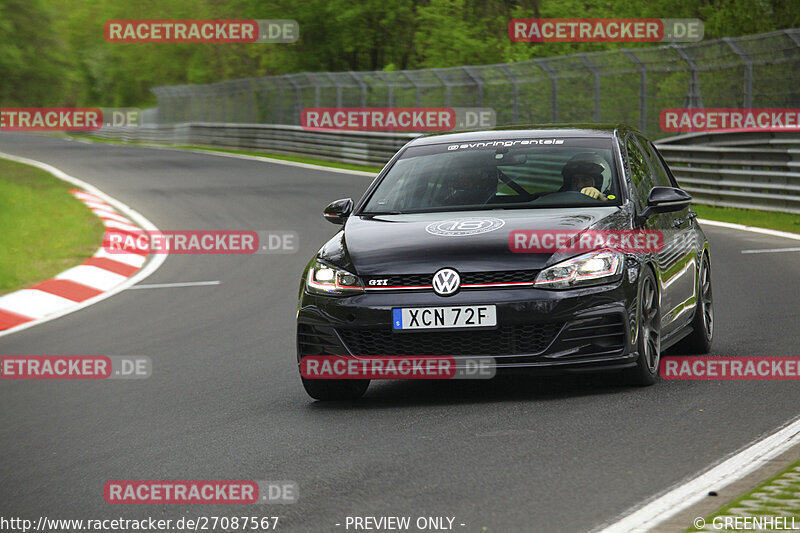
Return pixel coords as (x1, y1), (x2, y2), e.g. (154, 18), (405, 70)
(432, 268), (460, 296)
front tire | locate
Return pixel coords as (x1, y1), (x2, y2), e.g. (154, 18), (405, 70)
(301, 377), (369, 401)
(675, 253), (713, 354)
(623, 268), (661, 386)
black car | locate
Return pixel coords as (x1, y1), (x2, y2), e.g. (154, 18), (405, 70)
(297, 125), (713, 400)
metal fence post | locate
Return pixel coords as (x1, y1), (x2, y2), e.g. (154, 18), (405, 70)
(406, 72), (422, 107)
(723, 37), (753, 108)
(462, 66), (484, 107)
(200, 85), (210, 122)
(286, 75), (302, 125)
(375, 71), (394, 107)
(247, 80), (257, 123)
(276, 82), (285, 124)
(672, 43), (704, 109)
(325, 72), (342, 108)
(578, 54), (600, 123)
(349, 72), (367, 107)
(538, 59), (558, 122)
(498, 65), (519, 124)
(305, 73), (321, 107)
(623, 50), (648, 133)
(784, 28), (800, 47)
(431, 69), (451, 108)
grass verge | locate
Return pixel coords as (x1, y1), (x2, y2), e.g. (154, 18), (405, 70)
(0, 158), (105, 295)
(687, 460), (800, 531)
(693, 204), (800, 235)
(173, 145), (384, 174)
(68, 134), (384, 174)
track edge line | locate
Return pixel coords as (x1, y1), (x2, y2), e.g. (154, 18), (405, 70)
(593, 415), (800, 533)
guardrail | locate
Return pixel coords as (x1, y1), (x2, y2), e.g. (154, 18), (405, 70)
(89, 123), (417, 167)
(83, 125), (800, 214)
(657, 134), (800, 214)
(657, 130), (800, 148)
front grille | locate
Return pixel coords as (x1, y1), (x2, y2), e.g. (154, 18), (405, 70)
(337, 323), (562, 356)
(363, 270), (538, 288)
(463, 270), (538, 285)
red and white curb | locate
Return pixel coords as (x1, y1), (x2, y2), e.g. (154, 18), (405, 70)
(0, 152), (166, 337)
(0, 190), (144, 328)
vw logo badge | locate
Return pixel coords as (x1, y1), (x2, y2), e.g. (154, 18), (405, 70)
(432, 268), (460, 296)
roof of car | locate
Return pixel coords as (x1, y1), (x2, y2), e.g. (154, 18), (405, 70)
(408, 123), (638, 146)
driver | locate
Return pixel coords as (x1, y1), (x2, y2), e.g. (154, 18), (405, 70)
(441, 165), (497, 206)
(560, 160), (608, 201)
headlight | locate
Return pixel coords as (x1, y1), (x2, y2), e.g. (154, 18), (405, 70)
(306, 259), (364, 295)
(534, 251), (623, 289)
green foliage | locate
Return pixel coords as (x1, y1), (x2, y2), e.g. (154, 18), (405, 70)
(0, 0), (73, 105)
(0, 0), (797, 107)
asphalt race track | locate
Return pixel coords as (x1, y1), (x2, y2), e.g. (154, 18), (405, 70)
(1, 133), (799, 532)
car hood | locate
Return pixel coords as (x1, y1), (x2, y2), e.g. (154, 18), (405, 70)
(324, 207), (627, 275)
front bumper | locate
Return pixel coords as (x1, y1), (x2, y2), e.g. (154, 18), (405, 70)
(297, 277), (640, 373)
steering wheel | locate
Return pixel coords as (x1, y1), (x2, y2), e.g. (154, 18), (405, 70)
(496, 170), (535, 201)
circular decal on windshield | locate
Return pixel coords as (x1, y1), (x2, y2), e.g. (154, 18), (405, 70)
(425, 217), (505, 237)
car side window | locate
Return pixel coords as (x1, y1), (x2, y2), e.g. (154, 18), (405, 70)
(624, 135), (652, 210)
(649, 141), (681, 188)
(636, 135), (673, 188)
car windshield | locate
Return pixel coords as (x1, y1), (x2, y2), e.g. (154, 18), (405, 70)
(361, 136), (622, 214)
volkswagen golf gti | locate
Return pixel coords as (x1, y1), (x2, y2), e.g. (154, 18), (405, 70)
(296, 125), (714, 400)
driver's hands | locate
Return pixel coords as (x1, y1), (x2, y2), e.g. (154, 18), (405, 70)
(580, 187), (607, 200)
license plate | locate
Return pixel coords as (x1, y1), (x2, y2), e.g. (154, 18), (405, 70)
(392, 305), (497, 330)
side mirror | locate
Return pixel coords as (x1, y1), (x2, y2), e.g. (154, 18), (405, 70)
(323, 198), (353, 225)
(639, 186), (692, 221)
